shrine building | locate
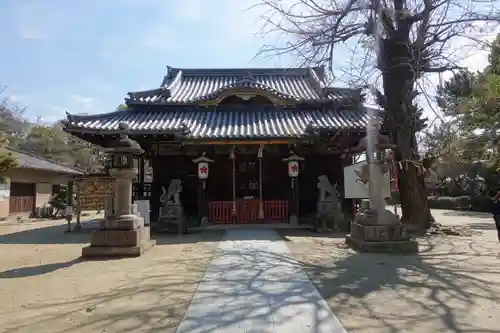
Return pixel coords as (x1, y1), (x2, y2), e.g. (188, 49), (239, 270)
(62, 66), (376, 226)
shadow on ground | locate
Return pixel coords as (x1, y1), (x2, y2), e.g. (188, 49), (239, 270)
(2, 228), (499, 333)
(0, 223), (332, 245)
(0, 224), (92, 244)
(288, 234), (500, 333)
(0, 258), (83, 279)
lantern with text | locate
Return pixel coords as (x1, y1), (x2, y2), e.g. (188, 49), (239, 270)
(288, 161), (299, 177)
(198, 162), (209, 179)
(281, 151), (304, 225)
(192, 153), (214, 181)
(192, 153), (214, 225)
(282, 152), (303, 178)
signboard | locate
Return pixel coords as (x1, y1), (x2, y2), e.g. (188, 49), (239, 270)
(288, 161), (299, 177)
(343, 162), (390, 199)
(198, 162), (209, 179)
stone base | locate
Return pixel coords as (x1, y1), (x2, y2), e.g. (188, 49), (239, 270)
(289, 215), (298, 226)
(89, 226), (150, 247)
(350, 222), (410, 241)
(82, 239), (156, 258)
(345, 221), (418, 253)
(200, 216), (208, 226)
(100, 215), (144, 230)
(82, 213), (155, 258)
(345, 235), (418, 253)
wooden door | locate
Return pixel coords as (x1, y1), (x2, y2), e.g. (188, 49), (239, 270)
(9, 182), (35, 214)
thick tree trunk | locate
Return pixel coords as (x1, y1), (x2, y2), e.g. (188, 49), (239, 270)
(398, 163), (433, 230)
(381, 36), (434, 230)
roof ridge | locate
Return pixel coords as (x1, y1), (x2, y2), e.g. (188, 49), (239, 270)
(7, 147), (86, 173)
(164, 66), (313, 76)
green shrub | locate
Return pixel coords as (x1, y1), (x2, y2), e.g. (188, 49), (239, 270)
(427, 195), (492, 212)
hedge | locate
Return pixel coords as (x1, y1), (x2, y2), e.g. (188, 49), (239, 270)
(427, 195), (493, 212)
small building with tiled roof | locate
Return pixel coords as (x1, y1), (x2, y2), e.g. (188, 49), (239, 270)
(0, 148), (83, 218)
(62, 66), (379, 225)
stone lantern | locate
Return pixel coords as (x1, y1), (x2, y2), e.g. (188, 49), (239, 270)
(82, 122), (155, 258)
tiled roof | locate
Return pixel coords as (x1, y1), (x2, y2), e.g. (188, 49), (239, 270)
(7, 148), (84, 175)
(64, 106), (372, 139)
(125, 67), (361, 105)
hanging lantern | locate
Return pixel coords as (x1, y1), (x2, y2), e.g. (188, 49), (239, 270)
(288, 161), (299, 177)
(193, 152), (214, 180)
(198, 162), (209, 179)
(282, 151), (304, 178)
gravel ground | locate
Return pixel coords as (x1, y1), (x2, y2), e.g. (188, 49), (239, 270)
(0, 218), (222, 333)
(281, 209), (500, 333)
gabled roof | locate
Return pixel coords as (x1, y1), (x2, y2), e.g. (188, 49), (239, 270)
(125, 66), (362, 105)
(7, 147), (84, 175)
(63, 105), (373, 139)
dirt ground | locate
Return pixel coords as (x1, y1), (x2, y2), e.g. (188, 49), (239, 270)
(0, 218), (223, 333)
(282, 209), (500, 333)
(1, 210), (499, 333)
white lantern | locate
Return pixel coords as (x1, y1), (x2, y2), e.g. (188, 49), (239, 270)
(198, 162), (209, 179)
(288, 161), (299, 177)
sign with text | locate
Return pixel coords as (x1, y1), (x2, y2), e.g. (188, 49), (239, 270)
(344, 162), (391, 199)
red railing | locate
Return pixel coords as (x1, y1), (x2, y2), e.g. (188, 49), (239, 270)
(208, 200), (289, 224)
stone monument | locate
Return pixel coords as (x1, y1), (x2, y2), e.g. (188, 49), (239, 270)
(82, 123), (155, 258)
(345, 118), (418, 253)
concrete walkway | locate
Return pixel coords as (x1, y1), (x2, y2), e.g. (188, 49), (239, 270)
(176, 229), (347, 333)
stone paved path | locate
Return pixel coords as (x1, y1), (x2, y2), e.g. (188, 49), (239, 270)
(176, 229), (347, 333)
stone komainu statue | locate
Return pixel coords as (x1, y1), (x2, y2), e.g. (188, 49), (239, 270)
(160, 179), (183, 206)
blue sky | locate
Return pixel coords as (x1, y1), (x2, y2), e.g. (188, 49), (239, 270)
(0, 0), (294, 122)
(0, 0), (493, 124)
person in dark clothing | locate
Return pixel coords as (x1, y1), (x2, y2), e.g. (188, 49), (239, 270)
(492, 192), (500, 242)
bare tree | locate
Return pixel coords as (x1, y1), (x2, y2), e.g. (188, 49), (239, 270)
(254, 0), (499, 228)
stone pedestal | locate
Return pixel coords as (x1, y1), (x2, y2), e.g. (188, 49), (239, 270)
(82, 168), (155, 258)
(345, 209), (418, 253)
(82, 215), (155, 257)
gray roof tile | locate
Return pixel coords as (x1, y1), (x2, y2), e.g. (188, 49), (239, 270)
(126, 67), (359, 104)
(7, 148), (84, 175)
(65, 106), (370, 139)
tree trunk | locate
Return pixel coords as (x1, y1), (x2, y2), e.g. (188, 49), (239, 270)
(378, 29), (435, 230)
(398, 163), (433, 230)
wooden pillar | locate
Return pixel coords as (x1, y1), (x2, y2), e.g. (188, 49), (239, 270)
(258, 144), (264, 219)
(230, 146), (237, 218)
